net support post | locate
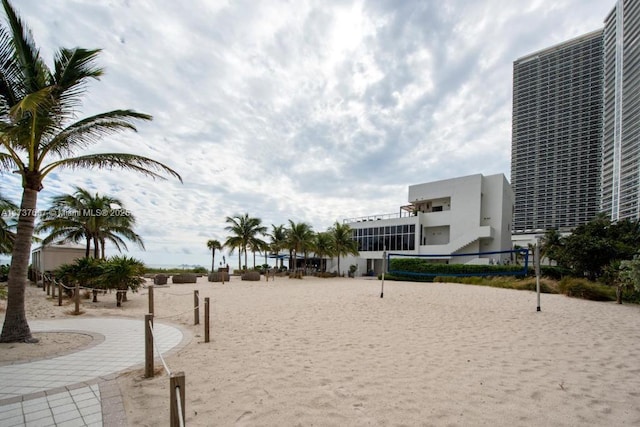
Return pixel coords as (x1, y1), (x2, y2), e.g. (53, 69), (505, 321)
(535, 238), (541, 312)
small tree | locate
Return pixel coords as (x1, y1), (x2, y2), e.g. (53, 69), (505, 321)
(616, 255), (640, 304)
(99, 256), (145, 307)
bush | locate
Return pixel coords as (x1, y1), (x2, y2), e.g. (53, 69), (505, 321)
(389, 258), (525, 277)
(171, 273), (197, 284)
(0, 283), (6, 300)
(539, 266), (572, 280)
(153, 274), (168, 285)
(557, 277), (616, 301)
(208, 272), (230, 282)
(435, 276), (559, 294)
(0, 264), (8, 282)
(241, 271), (261, 281)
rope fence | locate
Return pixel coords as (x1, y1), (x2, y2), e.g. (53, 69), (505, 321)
(143, 288), (212, 426)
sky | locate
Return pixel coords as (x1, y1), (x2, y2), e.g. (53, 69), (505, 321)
(0, 0), (615, 269)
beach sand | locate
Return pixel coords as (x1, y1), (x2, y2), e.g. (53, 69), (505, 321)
(2, 276), (640, 426)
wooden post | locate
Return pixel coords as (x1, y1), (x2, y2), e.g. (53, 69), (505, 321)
(194, 290), (199, 325)
(46, 278), (50, 296)
(204, 297), (210, 343)
(58, 283), (62, 306)
(74, 282), (80, 315)
(148, 285), (154, 315)
(145, 314), (154, 378)
(170, 372), (186, 427)
(51, 274), (56, 299)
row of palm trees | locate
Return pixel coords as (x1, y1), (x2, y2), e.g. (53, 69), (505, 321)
(207, 214), (359, 275)
(35, 186), (144, 259)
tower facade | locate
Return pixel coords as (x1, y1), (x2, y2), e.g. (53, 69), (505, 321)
(601, 0), (640, 221)
(511, 31), (604, 232)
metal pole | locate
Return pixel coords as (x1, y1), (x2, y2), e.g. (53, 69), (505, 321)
(204, 297), (210, 343)
(194, 290), (199, 325)
(380, 249), (386, 298)
(535, 239), (541, 312)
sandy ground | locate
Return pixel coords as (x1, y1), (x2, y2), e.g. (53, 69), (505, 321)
(2, 276), (640, 426)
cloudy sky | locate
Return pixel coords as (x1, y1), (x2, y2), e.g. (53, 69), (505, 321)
(0, 0), (614, 268)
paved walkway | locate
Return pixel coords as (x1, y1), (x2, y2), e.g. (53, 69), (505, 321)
(0, 317), (188, 426)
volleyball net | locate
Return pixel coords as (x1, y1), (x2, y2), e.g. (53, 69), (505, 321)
(386, 249), (530, 278)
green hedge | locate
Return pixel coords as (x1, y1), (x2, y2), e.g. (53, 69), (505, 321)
(388, 258), (525, 277)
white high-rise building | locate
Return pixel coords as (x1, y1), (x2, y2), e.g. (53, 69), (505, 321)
(601, 0), (640, 221)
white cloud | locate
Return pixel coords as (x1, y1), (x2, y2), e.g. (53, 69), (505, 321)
(0, 0), (615, 267)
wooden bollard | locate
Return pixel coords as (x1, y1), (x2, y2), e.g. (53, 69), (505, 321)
(51, 277), (56, 299)
(46, 279), (50, 296)
(170, 372), (186, 427)
(204, 297), (210, 343)
(74, 283), (80, 315)
(194, 290), (199, 325)
(148, 285), (154, 315)
(145, 314), (154, 378)
(58, 283), (62, 306)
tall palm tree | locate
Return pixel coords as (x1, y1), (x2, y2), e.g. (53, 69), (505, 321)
(313, 232), (334, 272)
(36, 187), (143, 259)
(224, 214), (266, 272)
(267, 224), (287, 269)
(0, 0), (181, 343)
(0, 192), (18, 254)
(286, 220), (314, 273)
(206, 239), (222, 272)
(329, 221), (359, 276)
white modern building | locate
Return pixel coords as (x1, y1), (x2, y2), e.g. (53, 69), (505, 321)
(334, 173), (514, 276)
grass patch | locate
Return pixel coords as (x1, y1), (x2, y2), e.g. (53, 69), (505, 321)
(557, 277), (616, 301)
(433, 276), (559, 294)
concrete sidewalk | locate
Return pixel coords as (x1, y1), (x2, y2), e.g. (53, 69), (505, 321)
(0, 317), (188, 426)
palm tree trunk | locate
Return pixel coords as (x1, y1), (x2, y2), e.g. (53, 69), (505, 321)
(211, 249), (215, 272)
(0, 188), (38, 343)
(85, 237), (91, 258)
(93, 236), (99, 258)
(237, 250), (241, 272)
(100, 238), (106, 259)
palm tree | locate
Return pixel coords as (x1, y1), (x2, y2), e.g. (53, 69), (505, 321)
(267, 224), (287, 269)
(313, 232), (334, 272)
(0, 192), (18, 254)
(98, 256), (145, 307)
(206, 239), (222, 272)
(329, 221), (359, 276)
(36, 187), (144, 259)
(286, 220), (314, 273)
(224, 214), (267, 272)
(0, 1), (181, 343)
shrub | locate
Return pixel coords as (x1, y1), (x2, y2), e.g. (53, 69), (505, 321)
(389, 258), (525, 277)
(539, 266), (572, 280)
(557, 277), (615, 301)
(153, 274), (168, 285)
(171, 273), (197, 284)
(434, 276), (559, 293)
(0, 283), (6, 300)
(208, 272), (229, 282)
(0, 264), (8, 282)
(241, 271), (261, 281)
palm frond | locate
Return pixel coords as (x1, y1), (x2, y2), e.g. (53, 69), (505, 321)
(1, 0), (50, 93)
(0, 151), (18, 171)
(42, 110), (152, 157)
(41, 153), (182, 182)
(53, 47), (103, 114)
